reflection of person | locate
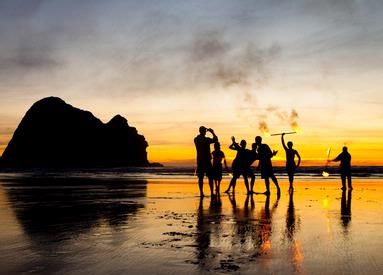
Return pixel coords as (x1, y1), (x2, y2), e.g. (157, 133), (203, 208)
(194, 126), (218, 197)
(285, 191), (299, 241)
(225, 137), (255, 194)
(331, 146), (352, 190)
(284, 191), (303, 273)
(212, 142), (228, 194)
(281, 133), (301, 191)
(195, 195), (222, 270)
(341, 190), (352, 228)
(253, 136), (280, 195)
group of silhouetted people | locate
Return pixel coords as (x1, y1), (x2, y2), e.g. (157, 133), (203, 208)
(194, 126), (352, 197)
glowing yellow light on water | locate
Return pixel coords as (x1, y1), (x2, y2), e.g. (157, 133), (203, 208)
(322, 171), (330, 177)
(228, 173), (233, 177)
(323, 198), (329, 209)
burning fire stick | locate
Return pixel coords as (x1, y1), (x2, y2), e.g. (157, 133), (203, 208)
(322, 147), (331, 177)
(270, 131), (297, 136)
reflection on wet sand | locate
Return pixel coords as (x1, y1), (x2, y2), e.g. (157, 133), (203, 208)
(3, 177), (147, 241)
(1, 178), (382, 274)
(341, 190), (352, 229)
(194, 193), (280, 272)
(284, 191), (304, 273)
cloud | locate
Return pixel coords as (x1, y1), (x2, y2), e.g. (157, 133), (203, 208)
(187, 30), (281, 89)
(0, 34), (60, 72)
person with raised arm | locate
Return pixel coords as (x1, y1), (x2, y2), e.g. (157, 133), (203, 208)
(224, 137), (255, 194)
(281, 133), (301, 191)
(194, 126), (218, 197)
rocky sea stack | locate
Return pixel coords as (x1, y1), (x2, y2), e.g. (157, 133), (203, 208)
(0, 97), (151, 168)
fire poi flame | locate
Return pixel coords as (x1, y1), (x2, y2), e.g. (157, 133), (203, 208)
(259, 121), (270, 137)
(322, 171), (330, 177)
(322, 147), (331, 177)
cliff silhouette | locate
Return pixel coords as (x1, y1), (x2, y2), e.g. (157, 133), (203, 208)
(0, 97), (152, 168)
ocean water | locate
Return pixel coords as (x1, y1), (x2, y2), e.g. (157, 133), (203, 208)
(1, 165), (382, 180)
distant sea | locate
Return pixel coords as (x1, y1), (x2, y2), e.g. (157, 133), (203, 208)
(1, 166), (382, 180)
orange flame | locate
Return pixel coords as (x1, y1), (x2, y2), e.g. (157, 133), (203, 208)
(259, 121), (270, 137)
(291, 121), (301, 133)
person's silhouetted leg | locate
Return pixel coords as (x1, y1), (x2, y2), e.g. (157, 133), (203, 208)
(198, 176), (204, 197)
(271, 174), (280, 194)
(341, 175), (346, 190)
(264, 178), (270, 195)
(215, 179), (221, 194)
(250, 175), (255, 193)
(347, 173), (352, 190)
(243, 176), (250, 194)
(288, 172), (294, 191)
(208, 177), (214, 196)
(225, 176), (236, 193)
(232, 177), (237, 193)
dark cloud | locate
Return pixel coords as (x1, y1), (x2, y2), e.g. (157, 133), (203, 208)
(187, 30), (281, 89)
(0, 33), (60, 72)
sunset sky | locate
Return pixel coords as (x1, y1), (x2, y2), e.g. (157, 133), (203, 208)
(1, 0), (382, 166)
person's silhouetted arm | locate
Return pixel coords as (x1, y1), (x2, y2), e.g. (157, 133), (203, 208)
(229, 136), (240, 151)
(208, 128), (218, 143)
(296, 150), (301, 168)
(332, 153), (342, 162)
(272, 150), (278, 157)
(281, 133), (288, 151)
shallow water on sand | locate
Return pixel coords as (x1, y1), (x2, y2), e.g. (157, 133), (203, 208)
(0, 175), (383, 274)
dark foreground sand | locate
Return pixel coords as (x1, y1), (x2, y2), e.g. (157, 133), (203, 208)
(0, 175), (382, 274)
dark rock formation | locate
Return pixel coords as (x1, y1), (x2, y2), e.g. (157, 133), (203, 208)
(0, 97), (150, 168)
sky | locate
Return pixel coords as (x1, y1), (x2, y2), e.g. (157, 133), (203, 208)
(1, 0), (383, 166)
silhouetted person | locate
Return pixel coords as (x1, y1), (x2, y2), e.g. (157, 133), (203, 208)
(194, 126), (218, 197)
(212, 142), (228, 194)
(253, 136), (280, 195)
(341, 190), (352, 228)
(281, 133), (301, 191)
(331, 146), (352, 190)
(224, 137), (255, 194)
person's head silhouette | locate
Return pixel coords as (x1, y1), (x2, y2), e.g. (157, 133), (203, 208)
(240, 140), (247, 149)
(214, 142), (221, 150)
(287, 141), (293, 149)
(255, 136), (262, 145)
(199, 126), (207, 136)
(343, 146), (348, 153)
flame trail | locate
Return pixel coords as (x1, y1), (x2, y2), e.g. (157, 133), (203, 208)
(289, 109), (301, 133)
(266, 107), (301, 133)
(259, 121), (270, 137)
(322, 147), (332, 177)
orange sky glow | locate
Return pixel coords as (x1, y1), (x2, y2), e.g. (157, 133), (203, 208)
(1, 1), (382, 166)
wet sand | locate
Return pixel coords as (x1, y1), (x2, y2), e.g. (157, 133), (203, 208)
(1, 175), (383, 274)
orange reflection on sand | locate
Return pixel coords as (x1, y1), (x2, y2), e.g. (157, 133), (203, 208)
(293, 240), (304, 269)
(262, 239), (271, 254)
